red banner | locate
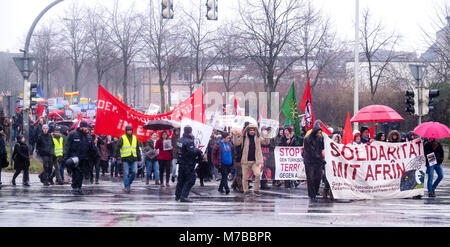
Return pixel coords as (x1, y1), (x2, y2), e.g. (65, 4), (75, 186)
(94, 85), (204, 142)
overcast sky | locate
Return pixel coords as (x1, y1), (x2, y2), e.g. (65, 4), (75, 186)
(0, 0), (447, 55)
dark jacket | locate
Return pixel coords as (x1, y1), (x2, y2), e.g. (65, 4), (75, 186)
(143, 138), (159, 161)
(177, 133), (201, 167)
(424, 140), (444, 166)
(12, 142), (30, 170)
(114, 134), (142, 163)
(64, 128), (98, 161)
(0, 134), (7, 167)
(280, 135), (297, 147)
(302, 120), (325, 166)
(36, 133), (54, 157)
(107, 140), (118, 159)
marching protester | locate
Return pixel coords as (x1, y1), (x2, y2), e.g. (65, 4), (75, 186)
(36, 124), (54, 186)
(212, 132), (234, 194)
(11, 135), (30, 186)
(175, 126), (203, 202)
(171, 128), (180, 183)
(360, 126), (372, 144)
(0, 126), (8, 187)
(375, 132), (386, 142)
(406, 131), (418, 141)
(97, 135), (110, 177)
(353, 132), (362, 145)
(50, 127), (64, 185)
(387, 130), (401, 143)
(143, 132), (160, 185)
(233, 123), (268, 196)
(114, 125), (142, 193)
(424, 138), (444, 198)
(279, 126), (298, 188)
(196, 150), (210, 187)
(108, 136), (120, 177)
(64, 120), (98, 195)
(302, 120), (325, 202)
(155, 131), (172, 187)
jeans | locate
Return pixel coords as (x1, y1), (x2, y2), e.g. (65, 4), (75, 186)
(40, 155), (53, 183)
(145, 159), (159, 181)
(219, 165), (232, 192)
(110, 158), (119, 177)
(50, 156), (63, 183)
(123, 161), (137, 189)
(60, 160), (66, 181)
(427, 164), (444, 192)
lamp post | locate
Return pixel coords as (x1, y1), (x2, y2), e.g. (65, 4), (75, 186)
(354, 0), (360, 131)
(408, 64), (427, 125)
(13, 0), (65, 146)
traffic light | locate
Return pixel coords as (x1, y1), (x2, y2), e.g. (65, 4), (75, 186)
(30, 82), (38, 109)
(206, 0), (218, 20)
(405, 89), (417, 115)
(422, 89), (439, 114)
(161, 0), (174, 19)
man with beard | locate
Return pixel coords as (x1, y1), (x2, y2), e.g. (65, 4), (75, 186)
(64, 121), (98, 195)
(302, 120), (325, 202)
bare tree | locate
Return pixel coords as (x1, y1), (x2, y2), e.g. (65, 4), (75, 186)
(104, 0), (144, 104)
(85, 6), (119, 86)
(421, 2), (450, 85)
(360, 8), (401, 103)
(60, 2), (90, 92)
(239, 0), (302, 118)
(212, 23), (248, 93)
(183, 0), (222, 94)
(144, 1), (187, 112)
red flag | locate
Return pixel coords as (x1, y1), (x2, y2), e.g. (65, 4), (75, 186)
(234, 95), (243, 116)
(299, 78), (315, 131)
(320, 120), (332, 136)
(342, 112), (353, 145)
(36, 102), (44, 118)
(369, 124), (376, 139)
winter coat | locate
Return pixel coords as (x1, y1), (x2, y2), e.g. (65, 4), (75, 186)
(155, 138), (172, 161)
(143, 138), (159, 161)
(114, 134), (142, 163)
(424, 140), (444, 166)
(280, 135), (297, 146)
(302, 120), (325, 167)
(12, 142), (30, 170)
(36, 133), (54, 157)
(211, 139), (235, 168)
(97, 136), (109, 162)
(64, 128), (98, 161)
(171, 134), (179, 159)
(0, 134), (7, 168)
(233, 124), (269, 164)
(177, 133), (202, 167)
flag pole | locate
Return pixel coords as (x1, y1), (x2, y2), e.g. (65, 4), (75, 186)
(354, 0), (360, 131)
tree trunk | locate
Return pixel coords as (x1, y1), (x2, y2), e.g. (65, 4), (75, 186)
(123, 62), (128, 104)
(159, 81), (165, 113)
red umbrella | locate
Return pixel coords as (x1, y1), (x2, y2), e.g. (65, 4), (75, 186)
(351, 105), (404, 123)
(413, 122), (450, 139)
(48, 110), (65, 120)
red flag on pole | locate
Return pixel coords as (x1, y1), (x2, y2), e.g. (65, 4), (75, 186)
(299, 78), (315, 131)
(369, 124), (376, 139)
(36, 102), (44, 118)
(320, 120), (332, 136)
(234, 95), (243, 116)
(342, 112), (353, 145)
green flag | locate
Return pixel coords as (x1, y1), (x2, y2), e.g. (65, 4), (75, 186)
(281, 82), (301, 138)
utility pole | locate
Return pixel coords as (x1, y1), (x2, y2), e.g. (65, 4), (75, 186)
(12, 0), (64, 146)
(353, 0), (360, 131)
(408, 64), (427, 125)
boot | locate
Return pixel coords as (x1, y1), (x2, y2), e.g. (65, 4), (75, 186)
(146, 179), (149, 185)
(200, 179), (204, 187)
(12, 179), (16, 186)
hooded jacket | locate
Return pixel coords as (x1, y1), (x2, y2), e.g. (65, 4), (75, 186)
(302, 120), (325, 166)
(388, 130), (401, 143)
(233, 124), (269, 164)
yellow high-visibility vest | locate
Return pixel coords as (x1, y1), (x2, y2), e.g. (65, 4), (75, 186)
(53, 137), (64, 157)
(120, 134), (137, 158)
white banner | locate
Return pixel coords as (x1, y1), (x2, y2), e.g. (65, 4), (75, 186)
(324, 137), (426, 200)
(274, 146), (306, 180)
(180, 117), (213, 154)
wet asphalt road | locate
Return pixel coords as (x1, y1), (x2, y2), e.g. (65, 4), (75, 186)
(1, 166), (450, 227)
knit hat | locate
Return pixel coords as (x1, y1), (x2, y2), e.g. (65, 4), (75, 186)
(184, 125), (193, 134)
(79, 121), (88, 128)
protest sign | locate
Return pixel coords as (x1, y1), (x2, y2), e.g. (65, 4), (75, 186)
(259, 119), (279, 139)
(261, 144), (275, 180)
(180, 117), (213, 154)
(94, 85), (204, 142)
(274, 146), (306, 180)
(324, 136), (426, 200)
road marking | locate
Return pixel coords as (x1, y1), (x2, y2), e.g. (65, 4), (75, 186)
(112, 211), (194, 216)
(0, 209), (35, 213)
(278, 212), (361, 216)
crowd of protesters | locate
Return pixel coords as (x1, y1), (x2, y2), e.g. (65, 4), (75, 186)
(0, 109), (447, 201)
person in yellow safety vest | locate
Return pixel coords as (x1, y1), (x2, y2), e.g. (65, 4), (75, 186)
(51, 127), (64, 185)
(114, 125), (141, 193)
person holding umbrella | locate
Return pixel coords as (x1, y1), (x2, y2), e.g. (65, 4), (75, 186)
(424, 138), (444, 198)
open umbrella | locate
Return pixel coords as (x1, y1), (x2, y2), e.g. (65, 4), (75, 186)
(48, 110), (65, 120)
(351, 105), (404, 123)
(143, 120), (177, 130)
(413, 122), (450, 139)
